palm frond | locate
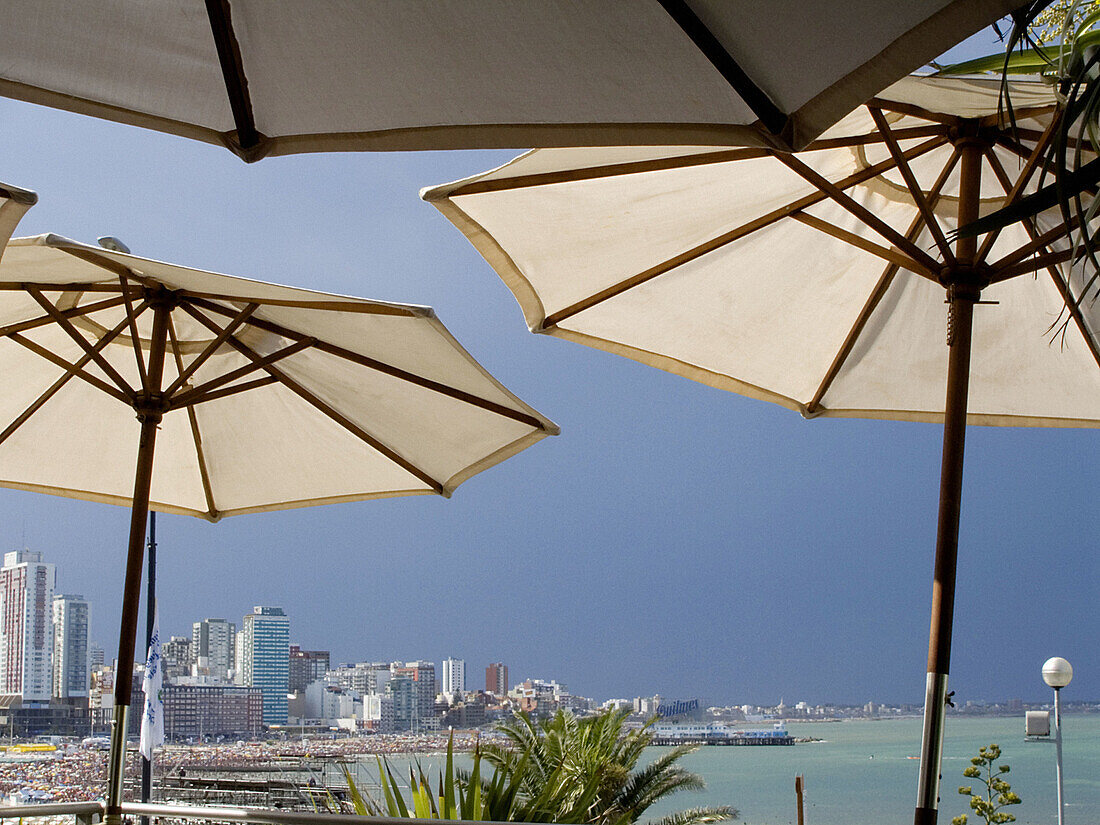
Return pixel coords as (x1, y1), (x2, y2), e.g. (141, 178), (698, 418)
(644, 806), (739, 825)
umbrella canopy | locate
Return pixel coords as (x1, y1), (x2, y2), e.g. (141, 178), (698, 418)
(0, 234), (557, 518)
(422, 75), (1099, 825)
(423, 76), (1099, 427)
(0, 1), (1025, 159)
(0, 229), (556, 817)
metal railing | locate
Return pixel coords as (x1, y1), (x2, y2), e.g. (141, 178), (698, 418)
(0, 800), (514, 825)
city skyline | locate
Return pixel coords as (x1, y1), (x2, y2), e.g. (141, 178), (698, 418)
(7, 545), (1090, 712)
(0, 27), (1094, 710)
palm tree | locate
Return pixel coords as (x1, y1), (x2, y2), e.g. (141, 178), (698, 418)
(480, 708), (737, 825)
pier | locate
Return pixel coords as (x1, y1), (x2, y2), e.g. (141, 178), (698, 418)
(650, 733), (794, 746)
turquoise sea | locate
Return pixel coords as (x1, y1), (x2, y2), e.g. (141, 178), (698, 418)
(642, 716), (1100, 825)
(368, 716), (1098, 825)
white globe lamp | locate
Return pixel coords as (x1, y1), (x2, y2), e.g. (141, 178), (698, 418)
(1043, 657), (1073, 689)
(1042, 656), (1073, 825)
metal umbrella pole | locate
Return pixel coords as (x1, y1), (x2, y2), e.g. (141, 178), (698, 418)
(105, 297), (171, 825)
(140, 510), (157, 825)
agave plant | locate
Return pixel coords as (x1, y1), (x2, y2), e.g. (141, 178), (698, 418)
(343, 730), (525, 821)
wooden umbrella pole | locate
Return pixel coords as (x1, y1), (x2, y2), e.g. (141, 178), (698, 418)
(914, 129), (987, 825)
(105, 297), (172, 825)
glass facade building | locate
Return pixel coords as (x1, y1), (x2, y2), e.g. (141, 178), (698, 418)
(242, 606), (289, 725)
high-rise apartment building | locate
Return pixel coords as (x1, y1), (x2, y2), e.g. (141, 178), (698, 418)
(0, 551), (56, 704)
(486, 662), (508, 697)
(192, 618), (236, 681)
(163, 636), (193, 681)
(442, 658), (465, 699)
(390, 661), (437, 732)
(51, 594), (89, 700)
(288, 645), (330, 693)
(241, 606), (289, 725)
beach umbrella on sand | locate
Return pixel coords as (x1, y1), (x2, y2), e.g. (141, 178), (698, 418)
(422, 75), (1100, 825)
(0, 1), (1026, 159)
(0, 229), (557, 820)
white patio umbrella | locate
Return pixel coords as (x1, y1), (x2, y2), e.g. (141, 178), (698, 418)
(422, 75), (1100, 825)
(0, 0), (1025, 159)
(0, 231), (557, 819)
(0, 181), (36, 253)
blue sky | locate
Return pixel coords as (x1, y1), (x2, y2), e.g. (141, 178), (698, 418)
(0, 24), (1095, 707)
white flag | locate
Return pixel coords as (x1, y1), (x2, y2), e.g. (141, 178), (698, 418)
(139, 604), (164, 760)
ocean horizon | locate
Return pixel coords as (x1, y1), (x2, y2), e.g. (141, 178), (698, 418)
(641, 715), (1100, 825)
(360, 715), (1098, 825)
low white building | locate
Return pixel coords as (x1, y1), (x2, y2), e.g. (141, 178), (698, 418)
(304, 679), (361, 722)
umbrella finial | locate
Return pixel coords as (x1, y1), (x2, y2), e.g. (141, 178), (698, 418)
(97, 236), (131, 254)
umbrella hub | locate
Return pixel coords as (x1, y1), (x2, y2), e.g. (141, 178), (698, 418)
(133, 395), (167, 425)
(937, 264), (990, 300)
(143, 286), (179, 310)
(946, 121), (996, 152)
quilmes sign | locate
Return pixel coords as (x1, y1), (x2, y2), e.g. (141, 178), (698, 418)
(656, 698), (700, 718)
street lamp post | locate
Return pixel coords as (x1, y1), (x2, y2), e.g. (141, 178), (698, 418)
(1042, 657), (1073, 825)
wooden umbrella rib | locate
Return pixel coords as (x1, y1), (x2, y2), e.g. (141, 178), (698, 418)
(991, 134), (1093, 194)
(56, 246), (146, 283)
(174, 290), (421, 316)
(789, 213), (930, 275)
(217, 332), (446, 496)
(991, 248), (1075, 282)
(117, 273), (149, 393)
(181, 306), (446, 493)
(979, 105), (1060, 128)
(204, 0), (265, 155)
(187, 296), (550, 430)
(868, 107), (955, 264)
(0, 282), (131, 293)
(0, 294), (129, 338)
(0, 307), (144, 446)
(976, 114), (1062, 262)
(167, 315), (219, 520)
(1042, 261), (1100, 370)
(170, 376), (279, 409)
(442, 125), (953, 199)
(167, 328), (315, 409)
(772, 152), (943, 276)
(806, 125), (950, 151)
(656, 0), (788, 137)
(1006, 127), (1096, 156)
(544, 134), (950, 328)
(806, 146), (962, 414)
(866, 98), (960, 127)
(983, 152), (1100, 369)
(8, 333), (132, 405)
(26, 287), (136, 400)
(162, 301), (259, 398)
(989, 215), (1080, 271)
(443, 149), (771, 197)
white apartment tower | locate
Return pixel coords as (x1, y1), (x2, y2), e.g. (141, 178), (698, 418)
(52, 594), (90, 699)
(442, 658), (465, 700)
(0, 551), (56, 704)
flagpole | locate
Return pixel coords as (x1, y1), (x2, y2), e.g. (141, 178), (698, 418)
(140, 511), (156, 825)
